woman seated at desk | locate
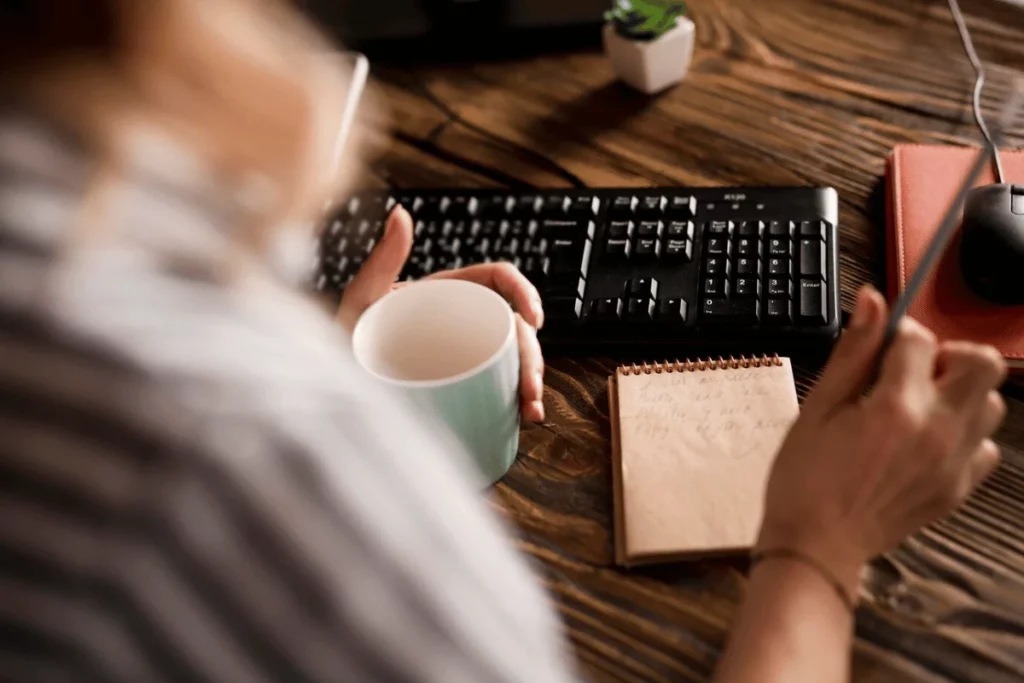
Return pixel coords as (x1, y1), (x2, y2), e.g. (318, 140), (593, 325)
(0, 1), (1008, 681)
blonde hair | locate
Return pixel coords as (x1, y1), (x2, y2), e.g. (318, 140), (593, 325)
(1, 0), (364, 258)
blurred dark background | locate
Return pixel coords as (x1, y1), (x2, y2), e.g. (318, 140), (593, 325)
(297, 0), (610, 61)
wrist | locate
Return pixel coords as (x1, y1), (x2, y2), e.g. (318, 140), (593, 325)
(755, 521), (866, 597)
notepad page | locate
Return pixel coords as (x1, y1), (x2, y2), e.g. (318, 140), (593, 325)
(617, 360), (799, 560)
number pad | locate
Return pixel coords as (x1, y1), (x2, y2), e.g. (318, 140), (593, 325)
(768, 237), (790, 257)
(736, 236), (760, 256)
(767, 257), (791, 277)
(734, 277), (760, 298)
(707, 237), (730, 256)
(705, 256), (730, 277)
(735, 256), (761, 277)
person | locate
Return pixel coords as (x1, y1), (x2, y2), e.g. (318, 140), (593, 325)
(0, 1), (1007, 682)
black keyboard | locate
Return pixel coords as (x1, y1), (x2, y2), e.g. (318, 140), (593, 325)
(315, 188), (842, 359)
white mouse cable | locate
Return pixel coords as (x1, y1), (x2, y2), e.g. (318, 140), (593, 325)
(948, 0), (1006, 184)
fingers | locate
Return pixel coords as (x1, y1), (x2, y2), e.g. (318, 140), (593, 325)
(516, 314), (545, 422)
(425, 262), (544, 329)
(805, 285), (887, 416)
(875, 317), (938, 397)
(961, 390), (1006, 456)
(935, 342), (1008, 412)
(337, 206), (414, 330)
(960, 438), (1001, 499)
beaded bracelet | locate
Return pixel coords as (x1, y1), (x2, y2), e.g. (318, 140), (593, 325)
(749, 548), (857, 614)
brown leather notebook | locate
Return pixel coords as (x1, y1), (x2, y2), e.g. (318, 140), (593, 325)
(886, 145), (1024, 369)
(609, 356), (799, 566)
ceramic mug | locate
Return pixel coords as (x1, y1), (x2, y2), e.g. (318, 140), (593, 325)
(351, 279), (521, 485)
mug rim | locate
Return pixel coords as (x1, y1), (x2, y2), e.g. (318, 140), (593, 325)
(351, 279), (517, 389)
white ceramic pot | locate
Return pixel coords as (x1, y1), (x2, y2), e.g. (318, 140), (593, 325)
(603, 15), (695, 95)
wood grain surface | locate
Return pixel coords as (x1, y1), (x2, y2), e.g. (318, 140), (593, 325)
(348, 0), (1024, 680)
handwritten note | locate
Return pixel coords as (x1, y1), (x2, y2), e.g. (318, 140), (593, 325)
(615, 359), (799, 561)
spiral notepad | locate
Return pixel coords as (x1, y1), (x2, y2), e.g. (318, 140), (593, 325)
(608, 355), (799, 566)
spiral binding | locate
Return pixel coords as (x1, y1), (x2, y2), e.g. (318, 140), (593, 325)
(617, 354), (782, 376)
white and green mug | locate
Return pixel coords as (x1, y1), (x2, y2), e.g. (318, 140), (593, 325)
(351, 280), (521, 485)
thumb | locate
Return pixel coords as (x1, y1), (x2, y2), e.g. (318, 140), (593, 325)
(804, 285), (887, 417)
(337, 205), (414, 331)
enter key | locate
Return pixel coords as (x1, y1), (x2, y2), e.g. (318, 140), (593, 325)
(798, 279), (828, 326)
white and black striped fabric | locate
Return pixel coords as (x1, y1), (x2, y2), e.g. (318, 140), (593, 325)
(0, 104), (581, 683)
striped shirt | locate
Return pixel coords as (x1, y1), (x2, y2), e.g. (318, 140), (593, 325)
(0, 104), (580, 683)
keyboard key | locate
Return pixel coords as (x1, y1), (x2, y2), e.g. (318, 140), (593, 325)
(412, 238), (433, 257)
(707, 237), (730, 256)
(361, 195), (389, 218)
(706, 220), (733, 236)
(548, 237), (581, 260)
(767, 257), (791, 277)
(635, 238), (661, 260)
(705, 256), (729, 276)
(355, 219), (375, 238)
(799, 220), (828, 240)
(704, 277), (729, 298)
(409, 255), (434, 274)
(736, 236), (760, 256)
(638, 196), (666, 216)
(544, 196), (569, 214)
(735, 256), (761, 276)
(738, 221), (764, 237)
(444, 195), (472, 218)
(547, 296), (583, 321)
(479, 220), (501, 237)
(604, 238), (632, 261)
(609, 196), (636, 218)
(657, 298), (688, 323)
(799, 239), (826, 279)
(798, 279), (828, 325)
(342, 196), (362, 217)
(766, 298), (793, 324)
(767, 277), (792, 298)
(542, 219), (594, 241)
(667, 195), (697, 218)
(522, 256), (549, 283)
(637, 220), (664, 238)
(546, 274), (586, 298)
(476, 194), (512, 218)
(578, 239), (593, 279)
(701, 297), (760, 324)
(592, 298), (623, 321)
(664, 239), (693, 261)
(514, 195), (541, 216)
(626, 277), (659, 299)
(666, 220), (695, 240)
(769, 220), (792, 236)
(624, 297), (655, 322)
(734, 277), (761, 298)
(569, 196), (599, 217)
(416, 196), (442, 218)
(607, 221), (634, 239)
(497, 238), (520, 259)
(768, 237), (790, 256)
(325, 219), (346, 239)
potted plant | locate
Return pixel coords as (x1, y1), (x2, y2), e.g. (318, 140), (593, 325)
(603, 0), (695, 95)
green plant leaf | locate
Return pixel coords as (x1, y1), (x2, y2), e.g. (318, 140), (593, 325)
(608, 0), (687, 39)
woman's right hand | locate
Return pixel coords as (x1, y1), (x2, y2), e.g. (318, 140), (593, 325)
(757, 285), (1007, 594)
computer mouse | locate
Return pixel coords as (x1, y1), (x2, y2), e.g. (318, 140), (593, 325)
(959, 184), (1024, 305)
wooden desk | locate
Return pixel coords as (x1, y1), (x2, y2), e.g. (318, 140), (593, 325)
(357, 0), (1024, 680)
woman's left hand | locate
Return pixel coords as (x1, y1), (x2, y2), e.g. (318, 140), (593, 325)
(337, 205), (546, 422)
